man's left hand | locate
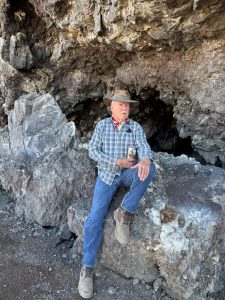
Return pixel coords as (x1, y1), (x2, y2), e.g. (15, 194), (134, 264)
(131, 158), (151, 181)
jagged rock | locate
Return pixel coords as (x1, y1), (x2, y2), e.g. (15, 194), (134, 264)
(0, 1), (225, 299)
(0, 0), (225, 165)
(116, 40), (225, 165)
(9, 32), (33, 69)
(0, 93), (95, 226)
(68, 153), (225, 300)
(0, 0), (225, 166)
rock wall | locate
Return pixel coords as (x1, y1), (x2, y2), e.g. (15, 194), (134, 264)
(0, 93), (224, 299)
(0, 0), (225, 165)
(1, 1), (225, 299)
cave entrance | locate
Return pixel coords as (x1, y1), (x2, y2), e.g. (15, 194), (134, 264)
(132, 91), (206, 163)
(66, 90), (206, 163)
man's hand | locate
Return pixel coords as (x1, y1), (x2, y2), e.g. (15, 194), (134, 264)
(116, 158), (135, 168)
(131, 158), (150, 181)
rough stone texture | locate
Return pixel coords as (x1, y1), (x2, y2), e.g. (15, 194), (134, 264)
(0, 93), (95, 226)
(0, 1), (225, 298)
(0, 0), (225, 165)
(9, 32), (33, 69)
(68, 153), (225, 300)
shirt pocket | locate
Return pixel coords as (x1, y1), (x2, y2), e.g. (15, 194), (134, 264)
(102, 134), (114, 154)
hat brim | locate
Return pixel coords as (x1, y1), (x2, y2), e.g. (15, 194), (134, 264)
(103, 97), (138, 107)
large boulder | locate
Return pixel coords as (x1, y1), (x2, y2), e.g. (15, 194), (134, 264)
(0, 93), (95, 226)
(68, 153), (225, 300)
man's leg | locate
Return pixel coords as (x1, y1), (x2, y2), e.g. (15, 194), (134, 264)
(79, 176), (120, 298)
(82, 176), (120, 267)
(121, 163), (155, 213)
(114, 163), (155, 245)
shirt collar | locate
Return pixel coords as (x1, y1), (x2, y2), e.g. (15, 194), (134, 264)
(111, 116), (129, 129)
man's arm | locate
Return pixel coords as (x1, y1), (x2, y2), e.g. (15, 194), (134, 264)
(131, 124), (153, 181)
(135, 123), (153, 161)
(89, 122), (117, 168)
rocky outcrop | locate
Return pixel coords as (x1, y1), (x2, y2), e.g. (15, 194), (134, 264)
(68, 153), (225, 300)
(0, 93), (95, 226)
(0, 1), (225, 298)
(0, 92), (224, 299)
(0, 0), (225, 165)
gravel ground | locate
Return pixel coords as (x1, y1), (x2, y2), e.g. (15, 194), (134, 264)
(0, 188), (173, 300)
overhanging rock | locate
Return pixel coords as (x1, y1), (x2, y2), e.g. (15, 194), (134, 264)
(68, 153), (225, 300)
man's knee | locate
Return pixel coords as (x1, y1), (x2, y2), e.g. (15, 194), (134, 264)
(84, 215), (98, 232)
(144, 162), (155, 183)
(84, 208), (106, 230)
(149, 162), (156, 178)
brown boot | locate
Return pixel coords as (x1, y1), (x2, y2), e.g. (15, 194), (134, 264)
(114, 207), (133, 245)
(78, 266), (93, 299)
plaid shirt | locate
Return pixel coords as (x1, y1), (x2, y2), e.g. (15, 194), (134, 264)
(89, 117), (153, 185)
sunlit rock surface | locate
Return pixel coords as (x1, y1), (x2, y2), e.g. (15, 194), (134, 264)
(0, 93), (95, 226)
(68, 153), (225, 300)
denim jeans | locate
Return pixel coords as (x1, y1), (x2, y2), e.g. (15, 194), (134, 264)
(82, 163), (156, 267)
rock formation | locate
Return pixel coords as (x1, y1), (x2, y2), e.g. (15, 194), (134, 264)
(0, 0), (225, 165)
(0, 93), (223, 299)
(0, 93), (95, 226)
(0, 0), (225, 299)
(68, 152), (225, 300)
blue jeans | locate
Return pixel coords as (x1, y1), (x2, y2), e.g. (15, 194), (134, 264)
(82, 163), (156, 267)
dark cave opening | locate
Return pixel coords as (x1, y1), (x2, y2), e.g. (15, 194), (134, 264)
(134, 93), (207, 163)
(9, 0), (28, 9)
(66, 92), (206, 164)
(7, 0), (48, 63)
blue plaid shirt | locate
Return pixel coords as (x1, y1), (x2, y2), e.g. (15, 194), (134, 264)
(89, 117), (153, 185)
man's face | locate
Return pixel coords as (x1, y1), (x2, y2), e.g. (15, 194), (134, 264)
(110, 101), (130, 122)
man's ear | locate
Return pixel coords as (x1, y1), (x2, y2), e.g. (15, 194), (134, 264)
(107, 106), (112, 114)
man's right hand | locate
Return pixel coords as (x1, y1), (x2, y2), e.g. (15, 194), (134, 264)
(116, 158), (135, 168)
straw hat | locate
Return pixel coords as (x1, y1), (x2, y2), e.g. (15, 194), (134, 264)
(103, 90), (138, 107)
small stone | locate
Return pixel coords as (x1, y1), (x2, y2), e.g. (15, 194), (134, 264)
(22, 235), (26, 239)
(95, 270), (101, 277)
(141, 280), (146, 285)
(146, 284), (151, 290)
(220, 131), (225, 140)
(133, 278), (139, 285)
(193, 164), (200, 174)
(33, 231), (41, 237)
(48, 267), (52, 272)
(107, 287), (117, 295)
(62, 254), (67, 258)
(153, 278), (162, 292)
(72, 253), (78, 259)
(10, 228), (19, 233)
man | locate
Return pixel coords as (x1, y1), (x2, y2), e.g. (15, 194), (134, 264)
(78, 89), (155, 298)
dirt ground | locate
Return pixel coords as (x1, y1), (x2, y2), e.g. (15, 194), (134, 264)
(0, 188), (175, 300)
